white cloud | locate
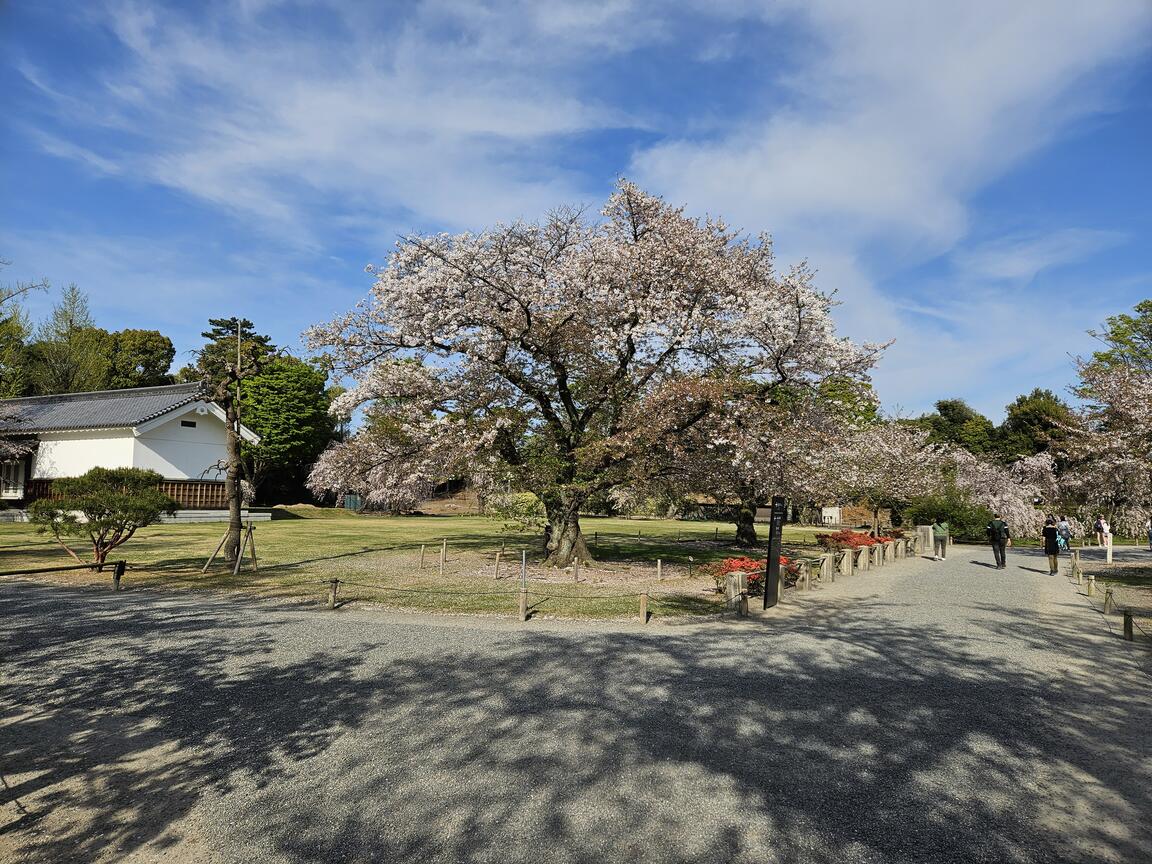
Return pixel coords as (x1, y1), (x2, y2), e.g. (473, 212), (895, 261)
(629, 0), (1152, 416)
(10, 0), (1152, 415)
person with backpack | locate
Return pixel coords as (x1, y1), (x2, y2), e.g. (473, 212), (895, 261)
(986, 513), (1011, 569)
(1093, 515), (1105, 546)
(931, 518), (949, 561)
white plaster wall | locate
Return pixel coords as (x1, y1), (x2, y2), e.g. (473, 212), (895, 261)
(133, 409), (230, 480)
(32, 431), (136, 478)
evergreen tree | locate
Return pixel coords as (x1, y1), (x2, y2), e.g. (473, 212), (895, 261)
(28, 285), (113, 394)
(239, 357), (336, 502)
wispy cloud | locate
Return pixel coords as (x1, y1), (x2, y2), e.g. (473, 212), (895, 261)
(952, 229), (1128, 283)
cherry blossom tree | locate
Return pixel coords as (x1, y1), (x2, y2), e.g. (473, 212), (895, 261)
(307, 182), (880, 565)
(1059, 360), (1152, 534)
(819, 422), (948, 534)
(951, 449), (1050, 537)
(629, 386), (869, 545)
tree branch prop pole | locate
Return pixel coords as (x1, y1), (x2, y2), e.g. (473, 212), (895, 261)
(494, 551), (502, 580)
(520, 549), (527, 589)
(439, 538), (447, 577)
(232, 521), (257, 576)
(419, 544), (426, 570)
(203, 530), (229, 572)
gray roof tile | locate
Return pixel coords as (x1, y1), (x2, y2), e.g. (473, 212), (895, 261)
(0, 383), (207, 433)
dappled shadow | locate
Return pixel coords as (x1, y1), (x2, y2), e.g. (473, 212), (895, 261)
(3, 579), (1151, 863)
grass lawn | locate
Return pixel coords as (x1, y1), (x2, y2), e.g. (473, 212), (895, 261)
(0, 508), (828, 620)
(1079, 555), (1152, 641)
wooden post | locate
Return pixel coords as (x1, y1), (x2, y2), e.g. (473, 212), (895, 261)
(839, 550), (852, 577)
(1103, 587), (1114, 615)
(113, 560), (125, 592)
(801, 561), (810, 591)
(640, 591), (649, 622)
(573, 558), (579, 583)
(1076, 567), (1083, 586)
(520, 549), (527, 588)
(714, 526), (719, 541)
(518, 589), (528, 622)
(738, 591), (748, 617)
(1087, 574), (1095, 597)
(494, 551), (502, 580)
(1070, 549), (1079, 577)
(637, 528), (641, 539)
(1123, 610), (1134, 641)
(328, 578), (339, 609)
(419, 544), (426, 570)
(501, 540), (506, 555)
(439, 538), (447, 577)
(656, 559), (662, 580)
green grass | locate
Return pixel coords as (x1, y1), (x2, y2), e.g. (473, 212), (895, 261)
(0, 512), (825, 620)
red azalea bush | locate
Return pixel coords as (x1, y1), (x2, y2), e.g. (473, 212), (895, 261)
(701, 555), (799, 595)
(816, 529), (879, 550)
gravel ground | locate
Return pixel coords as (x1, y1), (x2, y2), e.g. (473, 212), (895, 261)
(2, 544), (1150, 863)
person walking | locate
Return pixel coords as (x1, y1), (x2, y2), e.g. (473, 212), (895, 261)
(1042, 516), (1060, 575)
(1100, 517), (1112, 549)
(1057, 515), (1072, 552)
(987, 513), (1011, 569)
(1093, 514), (1105, 546)
(931, 518), (949, 560)
(1145, 517), (1151, 552)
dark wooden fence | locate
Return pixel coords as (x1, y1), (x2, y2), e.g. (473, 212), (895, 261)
(21, 478), (229, 509)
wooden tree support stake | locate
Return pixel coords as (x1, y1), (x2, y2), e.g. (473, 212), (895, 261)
(419, 544), (426, 570)
(494, 551), (502, 580)
(518, 589), (528, 622)
(640, 591), (649, 622)
(328, 578), (339, 610)
(439, 538), (447, 578)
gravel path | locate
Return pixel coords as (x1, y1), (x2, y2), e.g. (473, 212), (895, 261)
(2, 544), (1150, 863)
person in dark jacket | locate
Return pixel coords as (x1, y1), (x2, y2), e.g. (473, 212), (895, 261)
(1042, 516), (1060, 575)
(986, 513), (1011, 569)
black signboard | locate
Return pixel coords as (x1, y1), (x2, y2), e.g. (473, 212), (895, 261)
(763, 495), (786, 609)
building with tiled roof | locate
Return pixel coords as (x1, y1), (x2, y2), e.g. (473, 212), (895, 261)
(0, 383), (258, 507)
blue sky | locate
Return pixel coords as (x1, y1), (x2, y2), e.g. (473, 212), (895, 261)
(2, 0), (1150, 419)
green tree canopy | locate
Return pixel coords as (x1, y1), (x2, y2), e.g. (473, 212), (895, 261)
(996, 388), (1076, 460)
(917, 399), (997, 456)
(239, 356), (336, 501)
(28, 285), (113, 394)
(107, 329), (176, 389)
(1090, 299), (1152, 373)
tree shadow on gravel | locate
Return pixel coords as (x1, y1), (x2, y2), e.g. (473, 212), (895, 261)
(2, 580), (1151, 863)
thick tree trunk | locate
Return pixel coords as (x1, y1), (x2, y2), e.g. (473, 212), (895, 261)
(224, 403), (243, 563)
(735, 498), (759, 546)
(543, 490), (589, 567)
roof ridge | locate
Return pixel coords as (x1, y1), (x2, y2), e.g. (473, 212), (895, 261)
(0, 382), (204, 405)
